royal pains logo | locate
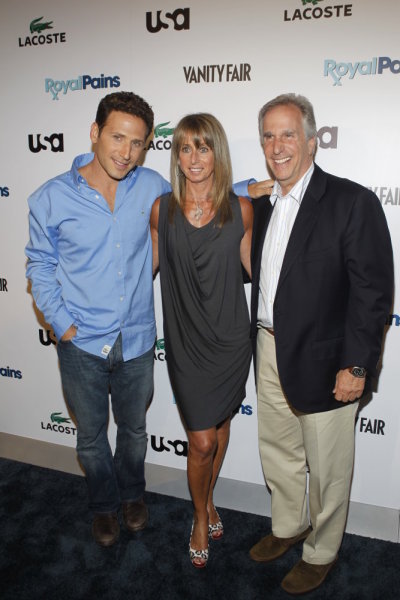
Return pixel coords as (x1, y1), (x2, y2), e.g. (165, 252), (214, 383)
(41, 412), (76, 436)
(146, 8), (190, 33)
(19, 17), (66, 47)
(284, 0), (352, 21)
(369, 187), (400, 206)
(148, 122), (175, 151)
(324, 56), (400, 86)
(0, 365), (22, 379)
(45, 73), (120, 100)
(184, 63), (251, 84)
(28, 133), (64, 153)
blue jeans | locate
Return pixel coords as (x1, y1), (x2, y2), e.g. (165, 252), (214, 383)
(57, 334), (154, 514)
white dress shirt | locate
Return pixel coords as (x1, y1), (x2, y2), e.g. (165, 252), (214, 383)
(258, 163), (314, 329)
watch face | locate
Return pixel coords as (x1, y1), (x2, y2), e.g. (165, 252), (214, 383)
(351, 367), (366, 378)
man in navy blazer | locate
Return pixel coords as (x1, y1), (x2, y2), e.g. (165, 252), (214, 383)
(249, 94), (393, 595)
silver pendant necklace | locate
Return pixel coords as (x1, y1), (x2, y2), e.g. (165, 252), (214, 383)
(194, 201), (203, 220)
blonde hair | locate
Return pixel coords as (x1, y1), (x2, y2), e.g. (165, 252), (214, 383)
(169, 113), (233, 226)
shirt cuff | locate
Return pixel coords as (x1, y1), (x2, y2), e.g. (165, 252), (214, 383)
(52, 307), (76, 340)
(233, 178), (256, 198)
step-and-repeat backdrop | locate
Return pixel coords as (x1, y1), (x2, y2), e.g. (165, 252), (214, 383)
(1, 0), (399, 511)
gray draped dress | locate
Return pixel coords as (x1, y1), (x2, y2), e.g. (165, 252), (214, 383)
(157, 192), (252, 431)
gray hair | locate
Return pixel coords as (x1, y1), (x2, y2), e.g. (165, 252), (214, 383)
(258, 93), (317, 145)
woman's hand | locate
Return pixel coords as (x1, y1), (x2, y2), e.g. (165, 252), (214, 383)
(248, 179), (274, 199)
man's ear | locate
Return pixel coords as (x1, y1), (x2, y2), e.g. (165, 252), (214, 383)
(308, 135), (317, 158)
(90, 122), (99, 145)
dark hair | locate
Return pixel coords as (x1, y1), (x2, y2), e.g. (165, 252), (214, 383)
(95, 91), (154, 137)
(170, 113), (233, 226)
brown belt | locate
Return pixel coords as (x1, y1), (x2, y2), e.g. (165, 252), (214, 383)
(260, 325), (275, 336)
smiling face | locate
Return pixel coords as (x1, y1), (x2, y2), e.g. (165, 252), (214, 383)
(90, 110), (147, 182)
(178, 135), (215, 186)
(262, 103), (315, 195)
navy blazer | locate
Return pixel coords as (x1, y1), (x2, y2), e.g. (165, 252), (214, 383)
(250, 164), (394, 413)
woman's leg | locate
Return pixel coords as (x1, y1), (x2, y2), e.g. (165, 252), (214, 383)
(186, 426), (218, 564)
(207, 416), (231, 525)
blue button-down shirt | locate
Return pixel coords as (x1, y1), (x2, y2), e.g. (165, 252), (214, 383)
(26, 153), (251, 360)
(26, 153), (171, 360)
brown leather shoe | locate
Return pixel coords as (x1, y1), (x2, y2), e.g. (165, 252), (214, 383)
(122, 499), (149, 532)
(249, 526), (312, 562)
(281, 557), (338, 595)
(92, 512), (120, 547)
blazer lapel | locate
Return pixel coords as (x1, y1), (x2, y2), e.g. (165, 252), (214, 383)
(276, 165), (327, 294)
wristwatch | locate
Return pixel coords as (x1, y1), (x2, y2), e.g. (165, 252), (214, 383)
(349, 366), (367, 378)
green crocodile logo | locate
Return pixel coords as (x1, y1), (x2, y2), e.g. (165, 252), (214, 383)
(30, 17), (54, 34)
(50, 411), (71, 424)
(302, 0), (323, 5)
(154, 122), (174, 139)
(156, 338), (165, 350)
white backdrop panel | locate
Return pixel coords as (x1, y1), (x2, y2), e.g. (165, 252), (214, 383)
(1, 0), (399, 510)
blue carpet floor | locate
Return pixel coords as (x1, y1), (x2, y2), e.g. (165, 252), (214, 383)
(1, 457), (399, 599)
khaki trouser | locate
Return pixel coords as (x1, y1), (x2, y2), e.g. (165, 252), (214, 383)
(256, 327), (358, 564)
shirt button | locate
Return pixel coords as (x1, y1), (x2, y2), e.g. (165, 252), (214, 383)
(120, 296), (124, 301)
(95, 194), (99, 199)
(116, 243), (120, 248)
(118, 271), (122, 276)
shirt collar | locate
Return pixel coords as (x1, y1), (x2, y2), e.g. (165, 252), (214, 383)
(269, 162), (314, 207)
(71, 152), (138, 188)
(71, 153), (94, 187)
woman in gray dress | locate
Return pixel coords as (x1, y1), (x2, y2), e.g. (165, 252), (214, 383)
(150, 114), (253, 567)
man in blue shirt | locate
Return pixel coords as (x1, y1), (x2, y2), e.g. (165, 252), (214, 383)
(26, 91), (263, 546)
(26, 92), (169, 546)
